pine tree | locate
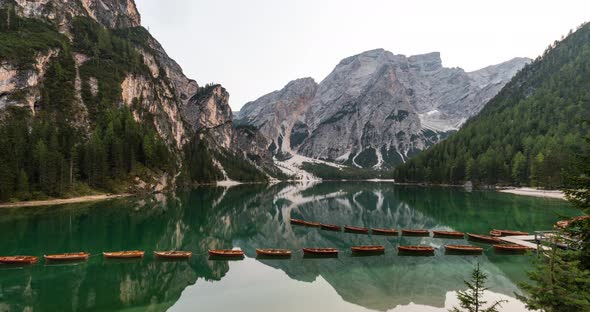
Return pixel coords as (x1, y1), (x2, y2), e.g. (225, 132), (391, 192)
(450, 263), (506, 312)
(517, 136), (590, 311)
(564, 136), (590, 266)
(517, 245), (590, 311)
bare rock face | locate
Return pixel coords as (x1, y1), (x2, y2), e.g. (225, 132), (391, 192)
(239, 78), (317, 155)
(4, 0), (140, 29)
(238, 49), (530, 168)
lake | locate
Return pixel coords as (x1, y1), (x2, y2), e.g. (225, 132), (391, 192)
(0, 182), (580, 312)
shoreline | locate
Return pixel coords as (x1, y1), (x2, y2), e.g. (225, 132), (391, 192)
(498, 187), (566, 200)
(0, 194), (131, 209)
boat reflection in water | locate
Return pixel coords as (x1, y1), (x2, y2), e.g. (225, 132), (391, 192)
(0, 182), (580, 311)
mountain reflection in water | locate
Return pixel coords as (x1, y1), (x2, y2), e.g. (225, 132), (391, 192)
(0, 182), (579, 311)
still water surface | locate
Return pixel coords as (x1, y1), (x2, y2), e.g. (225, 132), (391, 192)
(0, 183), (580, 311)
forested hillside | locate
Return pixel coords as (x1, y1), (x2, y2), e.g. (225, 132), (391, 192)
(394, 23), (590, 188)
(0, 7), (174, 201)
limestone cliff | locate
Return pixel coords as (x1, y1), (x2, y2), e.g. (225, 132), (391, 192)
(238, 49), (530, 168)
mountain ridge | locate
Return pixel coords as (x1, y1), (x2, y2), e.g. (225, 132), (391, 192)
(238, 49), (530, 169)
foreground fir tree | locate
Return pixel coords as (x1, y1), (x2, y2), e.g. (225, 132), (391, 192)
(450, 263), (506, 312)
(517, 246), (590, 311)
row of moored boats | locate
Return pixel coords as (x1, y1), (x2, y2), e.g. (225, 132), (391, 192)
(0, 223), (533, 265)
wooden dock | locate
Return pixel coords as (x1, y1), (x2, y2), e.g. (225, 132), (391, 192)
(498, 235), (551, 251)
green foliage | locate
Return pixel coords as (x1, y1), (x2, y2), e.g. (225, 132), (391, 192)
(563, 136), (590, 266)
(450, 263), (506, 312)
(301, 162), (383, 180)
(72, 17), (150, 120)
(0, 105), (172, 201)
(517, 247), (590, 312)
(518, 137), (590, 312)
(0, 4), (67, 68)
(214, 149), (268, 182)
(394, 23), (590, 188)
(183, 137), (223, 183)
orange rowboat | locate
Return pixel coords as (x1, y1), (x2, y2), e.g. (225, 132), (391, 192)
(489, 230), (503, 237)
(398, 246), (435, 255)
(256, 249), (292, 257)
(445, 245), (483, 254)
(493, 244), (534, 253)
(103, 251), (144, 259)
(351, 246), (385, 254)
(433, 231), (465, 238)
(467, 233), (502, 244)
(344, 225), (369, 234)
(302, 248), (338, 256)
(154, 251), (192, 259)
(320, 223), (341, 231)
(402, 229), (430, 236)
(490, 229), (529, 237)
(44, 252), (89, 262)
(208, 249), (245, 258)
(290, 218), (320, 227)
(371, 228), (399, 236)
(0, 256), (38, 265)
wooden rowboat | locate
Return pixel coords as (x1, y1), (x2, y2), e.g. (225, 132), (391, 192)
(402, 229), (430, 236)
(44, 252), (90, 262)
(154, 251), (192, 259)
(302, 248), (338, 256)
(371, 228), (399, 236)
(291, 218), (308, 226)
(103, 251), (144, 259)
(491, 229), (529, 237)
(320, 223), (341, 231)
(489, 230), (503, 237)
(467, 233), (502, 244)
(351, 246), (385, 254)
(433, 231), (465, 238)
(290, 218), (320, 227)
(344, 225), (369, 234)
(398, 246), (435, 255)
(556, 215), (590, 228)
(208, 249), (245, 258)
(445, 245), (483, 254)
(493, 244), (533, 253)
(0, 256), (38, 265)
(256, 249), (292, 257)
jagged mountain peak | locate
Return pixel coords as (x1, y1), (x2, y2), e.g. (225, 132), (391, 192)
(240, 49), (529, 169)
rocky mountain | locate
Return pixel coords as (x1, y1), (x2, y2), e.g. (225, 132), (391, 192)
(394, 22), (590, 187)
(0, 0), (274, 201)
(238, 49), (529, 168)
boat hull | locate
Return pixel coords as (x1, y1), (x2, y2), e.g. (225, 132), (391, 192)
(154, 251), (192, 259)
(445, 245), (483, 255)
(44, 253), (89, 262)
(351, 246), (385, 254)
(208, 250), (245, 258)
(302, 248), (338, 256)
(344, 226), (369, 234)
(433, 231), (465, 238)
(398, 246), (435, 255)
(371, 228), (399, 236)
(467, 233), (502, 244)
(320, 224), (341, 231)
(491, 229), (529, 237)
(402, 230), (430, 236)
(0, 256), (38, 265)
(255, 249), (292, 257)
(103, 251), (144, 259)
(493, 244), (533, 253)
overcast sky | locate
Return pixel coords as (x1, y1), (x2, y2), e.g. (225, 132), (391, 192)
(136, 0), (590, 111)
